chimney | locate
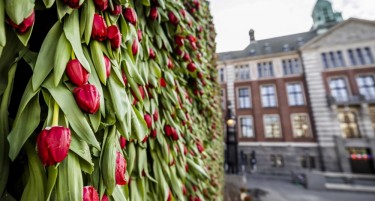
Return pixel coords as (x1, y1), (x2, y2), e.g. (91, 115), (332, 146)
(249, 29), (255, 43)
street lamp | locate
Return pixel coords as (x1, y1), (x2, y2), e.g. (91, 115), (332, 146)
(225, 101), (238, 174)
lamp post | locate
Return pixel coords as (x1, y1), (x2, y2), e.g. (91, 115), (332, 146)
(225, 101), (238, 174)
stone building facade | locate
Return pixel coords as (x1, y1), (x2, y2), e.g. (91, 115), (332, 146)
(218, 0), (375, 175)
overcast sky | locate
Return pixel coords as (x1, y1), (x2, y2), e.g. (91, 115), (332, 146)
(209, 0), (375, 53)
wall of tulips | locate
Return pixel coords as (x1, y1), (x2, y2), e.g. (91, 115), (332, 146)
(0, 0), (223, 200)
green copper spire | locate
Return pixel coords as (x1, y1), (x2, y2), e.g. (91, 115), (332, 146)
(311, 0), (343, 33)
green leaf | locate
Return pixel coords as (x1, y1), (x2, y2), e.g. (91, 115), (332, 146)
(32, 22), (62, 91)
(56, 0), (73, 21)
(131, 106), (147, 142)
(84, 0), (95, 45)
(112, 186), (127, 201)
(141, 0), (150, 6)
(108, 75), (130, 121)
(0, 0), (6, 47)
(43, 0), (55, 8)
(21, 49), (38, 70)
(7, 89), (40, 161)
(90, 40), (107, 85)
(63, 9), (91, 73)
(16, 19), (34, 46)
(56, 152), (83, 201)
(46, 166), (58, 201)
(20, 143), (47, 201)
(70, 133), (94, 174)
(54, 32), (71, 86)
(43, 78), (100, 149)
(102, 126), (116, 195)
(4, 0), (34, 25)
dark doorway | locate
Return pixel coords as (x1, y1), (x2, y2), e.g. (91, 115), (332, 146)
(347, 148), (375, 174)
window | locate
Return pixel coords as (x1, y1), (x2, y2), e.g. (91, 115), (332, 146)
(235, 64), (250, 80)
(261, 85), (277, 107)
(237, 88), (251, 108)
(239, 117), (253, 138)
(282, 58), (300, 75)
(329, 78), (349, 102)
(369, 107), (375, 132)
(270, 155), (284, 167)
(264, 115), (281, 138)
(287, 83), (304, 106)
(220, 89), (226, 109)
(338, 111), (360, 138)
(356, 75), (375, 100)
(301, 155), (316, 169)
(218, 68), (224, 82)
(291, 114), (311, 138)
(257, 62), (274, 78)
(348, 47), (374, 66)
(321, 51), (345, 68)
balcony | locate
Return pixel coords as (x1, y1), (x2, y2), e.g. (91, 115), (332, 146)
(327, 94), (375, 106)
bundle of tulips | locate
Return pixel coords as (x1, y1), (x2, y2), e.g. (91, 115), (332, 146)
(0, 0), (223, 200)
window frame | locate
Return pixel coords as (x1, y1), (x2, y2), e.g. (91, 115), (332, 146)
(263, 114), (282, 138)
(290, 113), (312, 138)
(337, 109), (361, 139)
(238, 115), (254, 138)
(286, 82), (306, 106)
(328, 76), (351, 102)
(236, 87), (251, 109)
(356, 74), (375, 101)
(260, 84), (278, 107)
(220, 88), (226, 110)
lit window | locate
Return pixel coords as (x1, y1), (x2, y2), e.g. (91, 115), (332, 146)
(287, 83), (304, 106)
(338, 111), (360, 138)
(239, 117), (253, 138)
(270, 155), (284, 167)
(282, 58), (300, 75)
(258, 62), (274, 78)
(357, 75), (375, 100)
(237, 88), (251, 108)
(291, 114), (311, 138)
(261, 85), (277, 107)
(329, 78), (349, 102)
(264, 115), (281, 138)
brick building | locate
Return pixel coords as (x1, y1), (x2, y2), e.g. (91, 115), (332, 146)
(218, 0), (375, 174)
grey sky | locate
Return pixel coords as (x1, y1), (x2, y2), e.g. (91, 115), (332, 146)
(209, 0), (375, 53)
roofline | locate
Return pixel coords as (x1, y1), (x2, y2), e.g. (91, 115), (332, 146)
(300, 18), (375, 50)
(216, 50), (299, 65)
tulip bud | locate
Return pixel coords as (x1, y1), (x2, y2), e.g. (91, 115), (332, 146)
(36, 126), (71, 166)
(160, 77), (166, 87)
(197, 71), (203, 79)
(66, 59), (89, 86)
(144, 114), (152, 129)
(175, 47), (183, 56)
(197, 142), (204, 153)
(149, 7), (158, 20)
(167, 58), (174, 69)
(120, 136), (127, 149)
(63, 0), (81, 8)
(179, 9), (186, 18)
(123, 8), (137, 25)
(102, 195), (109, 201)
(92, 14), (107, 41)
(142, 135), (148, 143)
(164, 125), (174, 137)
(83, 186), (99, 201)
(73, 84), (100, 114)
(184, 146), (187, 155)
(121, 70), (128, 86)
(103, 55), (111, 77)
(115, 151), (127, 185)
(110, 4), (122, 15)
(193, 0), (200, 9)
(107, 25), (121, 49)
(137, 29), (143, 41)
(187, 63), (197, 72)
(150, 129), (157, 138)
(8, 10), (35, 34)
(168, 12), (179, 25)
(94, 0), (108, 11)
(149, 48), (156, 59)
(131, 85), (145, 103)
(132, 39), (139, 55)
(183, 52), (191, 62)
(167, 191), (172, 201)
(182, 185), (187, 195)
(174, 35), (184, 47)
(153, 110), (159, 121)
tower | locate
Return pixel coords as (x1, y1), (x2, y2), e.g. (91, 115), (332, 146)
(311, 0), (343, 34)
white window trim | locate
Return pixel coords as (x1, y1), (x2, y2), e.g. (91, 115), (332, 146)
(238, 115), (254, 138)
(236, 86), (252, 109)
(260, 84), (278, 108)
(290, 113), (313, 138)
(327, 76), (352, 101)
(263, 114), (282, 138)
(355, 73), (375, 100)
(285, 82), (307, 106)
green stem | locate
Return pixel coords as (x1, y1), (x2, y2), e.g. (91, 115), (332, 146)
(52, 101), (59, 126)
(71, 51), (76, 59)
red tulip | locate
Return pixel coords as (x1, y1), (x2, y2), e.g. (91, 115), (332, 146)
(37, 126), (71, 166)
(150, 129), (157, 138)
(185, 164), (189, 172)
(102, 195), (109, 201)
(104, 55), (111, 77)
(83, 186), (99, 201)
(66, 59), (89, 86)
(164, 125), (174, 137)
(187, 63), (196, 72)
(110, 4), (122, 15)
(160, 77), (166, 87)
(182, 185), (187, 195)
(132, 86), (145, 104)
(120, 136), (127, 149)
(153, 110), (159, 121)
(8, 10), (35, 34)
(167, 58), (174, 69)
(174, 35), (184, 47)
(144, 114), (152, 129)
(142, 135), (148, 143)
(63, 0), (81, 8)
(115, 151), (127, 185)
(197, 142), (204, 153)
(137, 29), (143, 41)
(179, 9), (186, 18)
(183, 52), (191, 62)
(175, 47), (183, 56)
(94, 0), (108, 11)
(168, 12), (179, 25)
(123, 8), (137, 25)
(132, 39), (138, 55)
(73, 84), (100, 114)
(184, 146), (187, 155)
(107, 25), (121, 49)
(167, 191), (172, 201)
(92, 14), (107, 41)
(121, 70), (128, 85)
(197, 71), (203, 79)
(149, 48), (156, 59)
(187, 35), (196, 43)
(149, 7), (158, 20)
(192, 0), (200, 9)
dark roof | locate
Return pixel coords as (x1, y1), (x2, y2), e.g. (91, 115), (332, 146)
(218, 31), (318, 61)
